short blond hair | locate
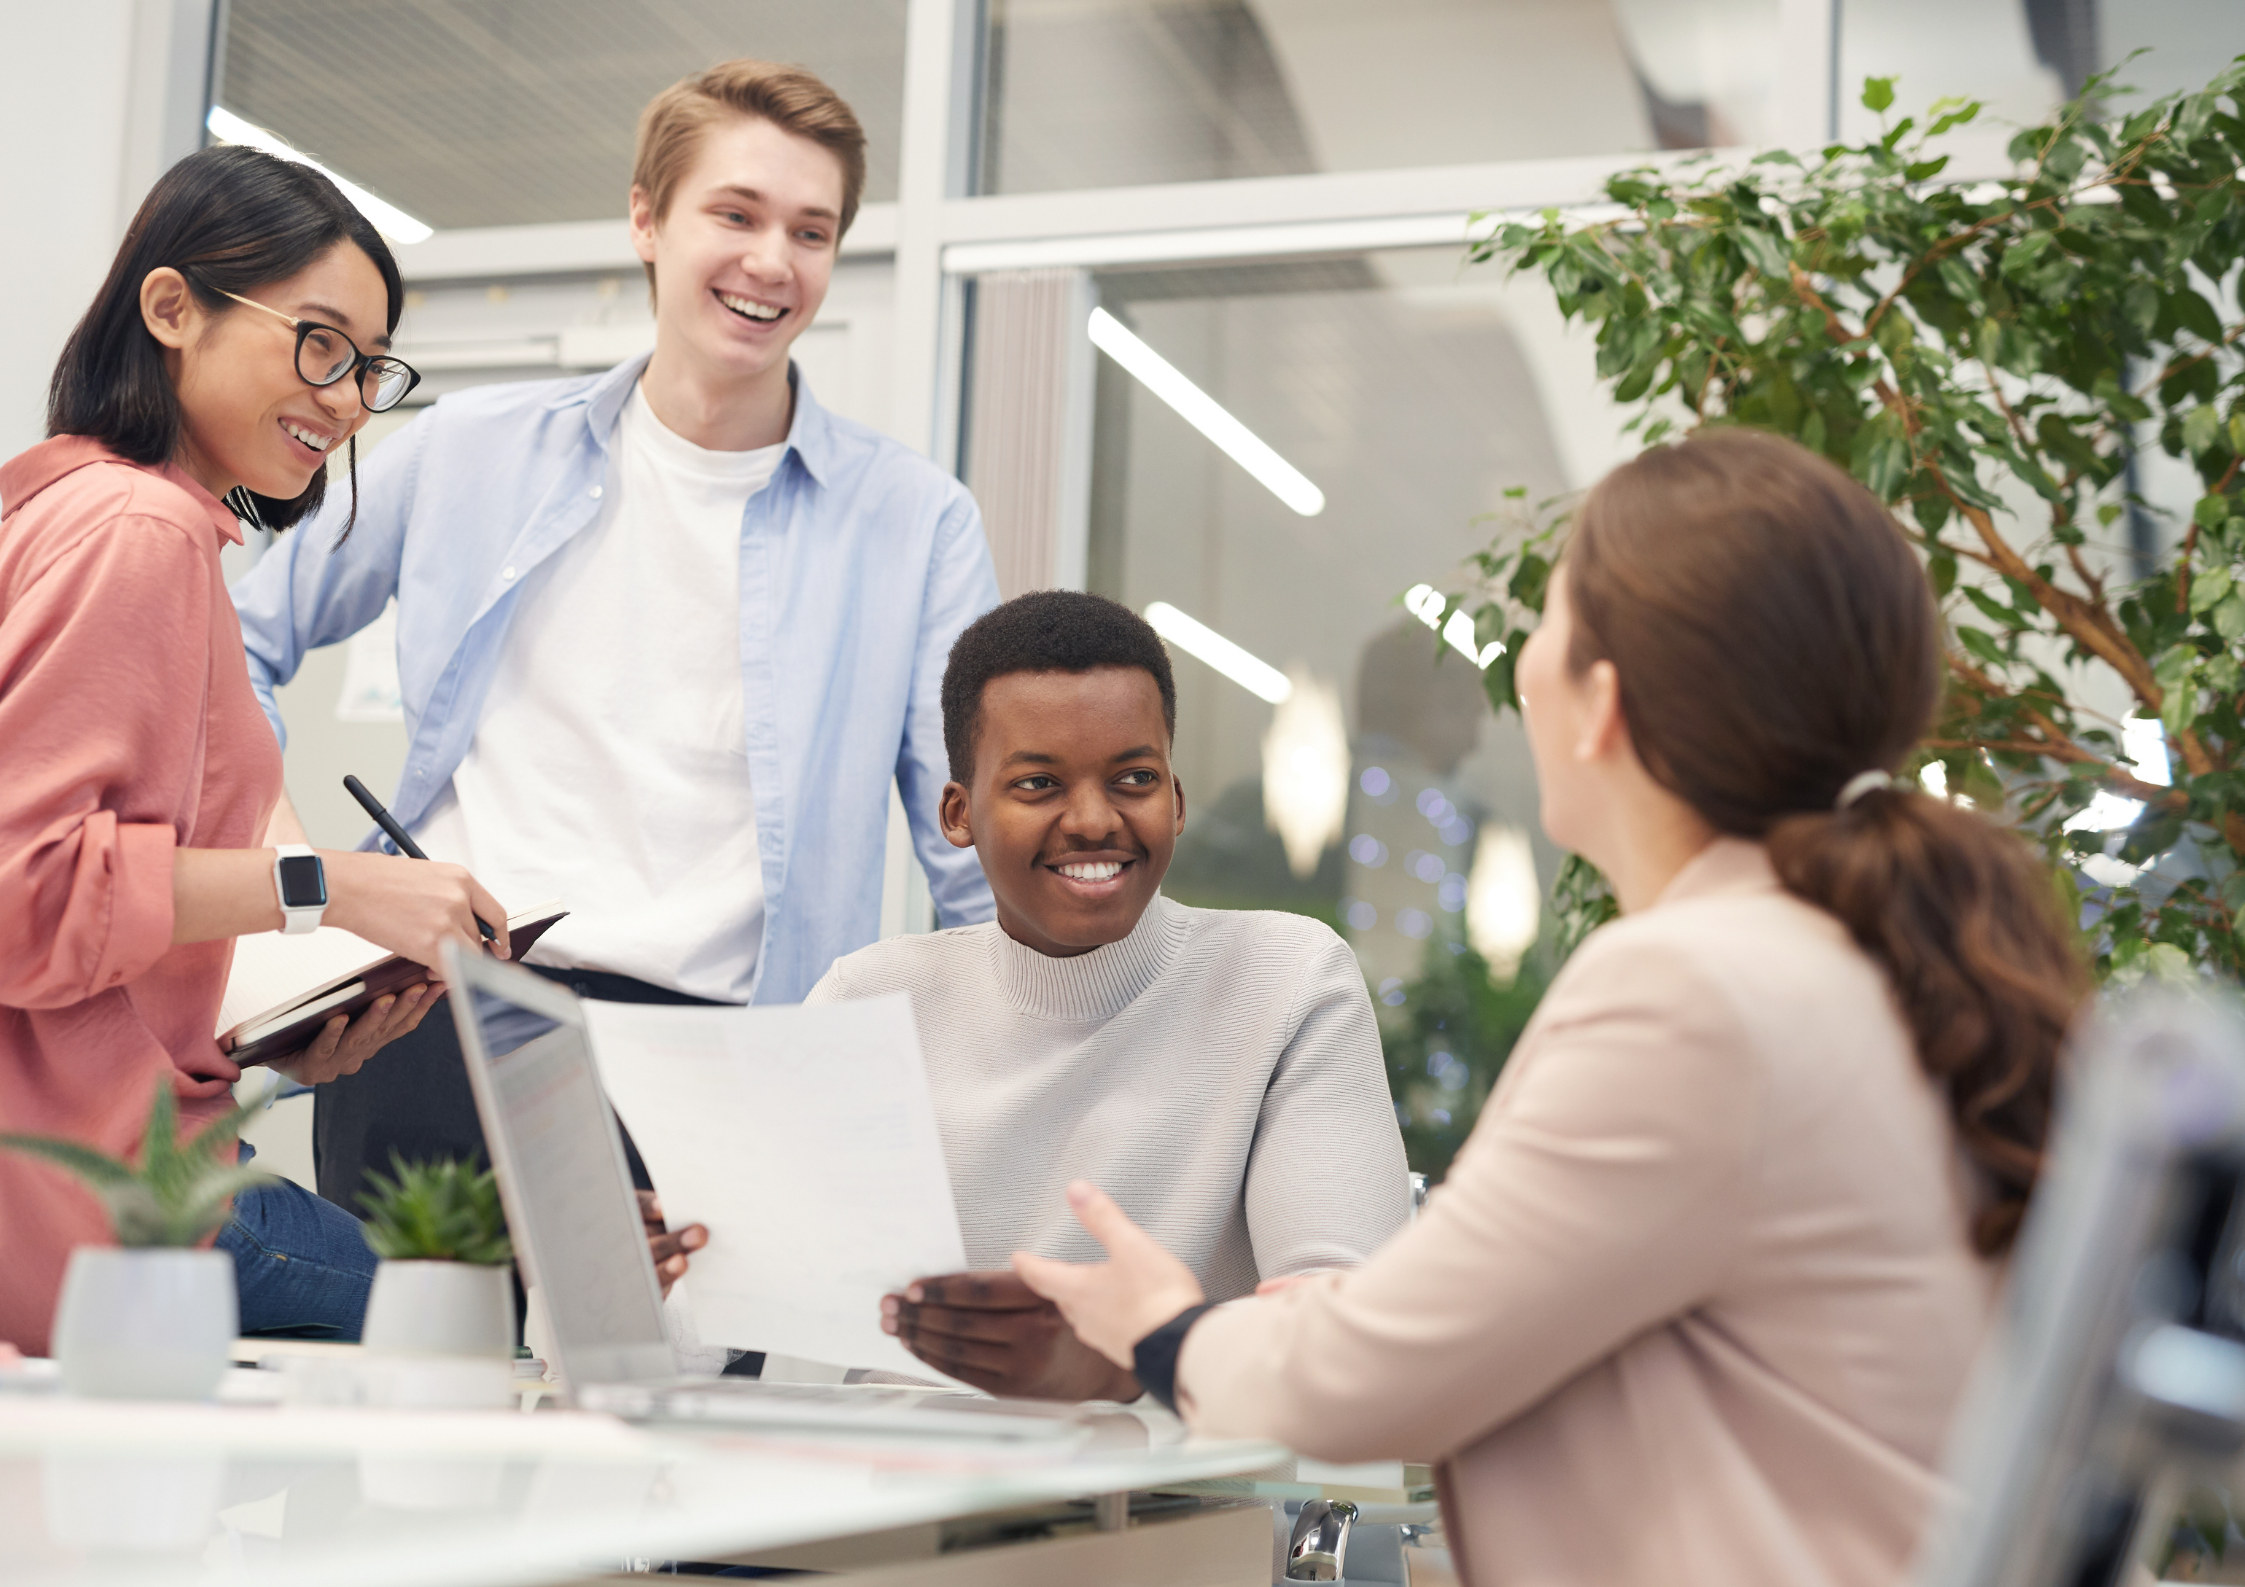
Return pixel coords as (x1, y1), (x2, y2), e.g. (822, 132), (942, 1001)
(632, 58), (867, 276)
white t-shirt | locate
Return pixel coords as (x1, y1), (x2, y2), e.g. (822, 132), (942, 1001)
(417, 384), (781, 1002)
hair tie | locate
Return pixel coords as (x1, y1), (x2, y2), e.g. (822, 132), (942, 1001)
(1834, 770), (1894, 810)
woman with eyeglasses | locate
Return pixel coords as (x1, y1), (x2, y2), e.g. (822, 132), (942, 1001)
(0, 145), (509, 1356)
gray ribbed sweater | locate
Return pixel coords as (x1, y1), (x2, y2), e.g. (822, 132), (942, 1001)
(806, 894), (1411, 1302)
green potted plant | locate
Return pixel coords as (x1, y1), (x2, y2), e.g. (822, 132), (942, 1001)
(0, 1079), (269, 1399)
(1449, 58), (2245, 982)
(357, 1155), (516, 1375)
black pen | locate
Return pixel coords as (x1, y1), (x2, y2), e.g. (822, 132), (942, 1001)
(343, 774), (500, 945)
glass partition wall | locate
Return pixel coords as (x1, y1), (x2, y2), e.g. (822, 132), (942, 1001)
(207, 0), (2238, 974)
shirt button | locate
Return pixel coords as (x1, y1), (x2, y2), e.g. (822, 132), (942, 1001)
(589, 484), (603, 499)
(502, 566), (517, 580)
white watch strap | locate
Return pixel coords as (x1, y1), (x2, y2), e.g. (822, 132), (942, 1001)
(273, 843), (325, 936)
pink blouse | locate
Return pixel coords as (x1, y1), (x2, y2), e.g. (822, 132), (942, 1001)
(0, 436), (281, 1355)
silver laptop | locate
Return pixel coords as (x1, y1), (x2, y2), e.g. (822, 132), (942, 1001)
(442, 945), (1084, 1441)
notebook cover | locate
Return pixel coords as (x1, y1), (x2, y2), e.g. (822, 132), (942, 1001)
(221, 907), (567, 1069)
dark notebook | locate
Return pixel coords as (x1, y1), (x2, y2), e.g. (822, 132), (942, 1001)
(220, 904), (568, 1068)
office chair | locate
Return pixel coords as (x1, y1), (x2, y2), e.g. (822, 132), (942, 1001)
(1917, 991), (2245, 1587)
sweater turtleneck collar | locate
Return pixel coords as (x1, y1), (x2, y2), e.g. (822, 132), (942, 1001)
(989, 893), (1188, 1022)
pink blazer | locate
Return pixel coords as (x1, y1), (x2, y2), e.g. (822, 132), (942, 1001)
(0, 437), (281, 1355)
(1176, 839), (1993, 1587)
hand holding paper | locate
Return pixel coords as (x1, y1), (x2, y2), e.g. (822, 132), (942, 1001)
(583, 994), (968, 1383)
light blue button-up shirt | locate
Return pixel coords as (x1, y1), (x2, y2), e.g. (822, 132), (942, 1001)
(231, 354), (999, 1005)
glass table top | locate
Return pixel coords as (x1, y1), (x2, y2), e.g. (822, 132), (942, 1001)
(0, 1392), (1290, 1587)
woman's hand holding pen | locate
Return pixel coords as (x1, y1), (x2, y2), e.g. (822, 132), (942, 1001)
(320, 850), (510, 980)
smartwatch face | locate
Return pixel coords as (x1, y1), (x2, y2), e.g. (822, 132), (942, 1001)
(277, 854), (328, 909)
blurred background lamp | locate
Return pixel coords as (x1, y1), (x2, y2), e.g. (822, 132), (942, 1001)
(1467, 824), (1541, 979)
(1261, 668), (1350, 879)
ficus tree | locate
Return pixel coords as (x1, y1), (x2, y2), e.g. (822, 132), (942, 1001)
(1440, 57), (2245, 982)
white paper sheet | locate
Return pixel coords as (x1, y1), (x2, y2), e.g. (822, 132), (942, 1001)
(581, 994), (968, 1382)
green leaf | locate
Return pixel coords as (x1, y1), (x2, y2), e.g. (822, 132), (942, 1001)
(1927, 99), (1982, 136)
(2191, 565), (2235, 614)
(1862, 76), (1896, 113)
(1928, 549), (1958, 595)
(1963, 586), (2027, 627)
(2124, 280), (2162, 339)
(1957, 626), (2009, 667)
(2216, 591), (2245, 643)
(2185, 406), (2226, 457)
(0, 1135), (134, 1189)
(1734, 227), (1789, 278)
(359, 1155), (513, 1266)
(0, 1078), (273, 1247)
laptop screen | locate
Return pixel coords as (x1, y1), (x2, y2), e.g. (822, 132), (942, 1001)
(448, 956), (676, 1390)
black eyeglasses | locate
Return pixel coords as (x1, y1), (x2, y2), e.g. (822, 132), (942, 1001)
(215, 289), (422, 413)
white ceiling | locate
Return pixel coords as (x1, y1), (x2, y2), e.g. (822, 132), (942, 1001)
(217, 0), (908, 229)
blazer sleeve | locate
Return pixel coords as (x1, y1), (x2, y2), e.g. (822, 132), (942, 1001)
(895, 486), (999, 929)
(1241, 930), (1412, 1277)
(0, 519), (214, 1006)
(231, 409), (431, 750)
(1174, 929), (1764, 1462)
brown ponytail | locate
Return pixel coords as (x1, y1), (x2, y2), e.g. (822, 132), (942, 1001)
(1566, 429), (2088, 1256)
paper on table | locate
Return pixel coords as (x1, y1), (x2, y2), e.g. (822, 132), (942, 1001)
(581, 994), (968, 1383)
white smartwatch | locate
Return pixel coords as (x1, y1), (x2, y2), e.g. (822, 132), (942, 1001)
(272, 844), (328, 935)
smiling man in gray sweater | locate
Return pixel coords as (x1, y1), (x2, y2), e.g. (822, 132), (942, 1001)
(654, 591), (1408, 1398)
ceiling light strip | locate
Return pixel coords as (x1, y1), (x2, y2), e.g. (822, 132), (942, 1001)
(1088, 308), (1325, 517)
(1144, 602), (1292, 704)
(206, 107), (435, 245)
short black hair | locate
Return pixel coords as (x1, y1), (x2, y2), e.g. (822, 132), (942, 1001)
(941, 591), (1178, 783)
(47, 144), (404, 536)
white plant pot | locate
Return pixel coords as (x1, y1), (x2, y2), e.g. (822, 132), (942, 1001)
(360, 1261), (516, 1411)
(51, 1247), (236, 1402)
(362, 1260), (514, 1358)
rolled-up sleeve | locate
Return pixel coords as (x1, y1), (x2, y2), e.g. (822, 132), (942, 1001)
(0, 520), (211, 1006)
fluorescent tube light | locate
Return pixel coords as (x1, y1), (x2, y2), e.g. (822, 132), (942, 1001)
(1144, 601), (1292, 703)
(1406, 584), (1504, 669)
(206, 106), (434, 245)
(1088, 307), (1325, 517)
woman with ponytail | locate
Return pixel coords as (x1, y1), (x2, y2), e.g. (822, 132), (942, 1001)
(1014, 428), (2088, 1587)
(0, 146), (508, 1354)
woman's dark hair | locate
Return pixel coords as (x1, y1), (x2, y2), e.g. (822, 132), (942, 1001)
(1565, 427), (2088, 1256)
(46, 143), (405, 535)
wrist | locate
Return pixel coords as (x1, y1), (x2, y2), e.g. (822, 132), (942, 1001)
(271, 844), (328, 934)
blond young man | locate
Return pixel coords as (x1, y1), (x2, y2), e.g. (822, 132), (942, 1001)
(231, 61), (1000, 1233)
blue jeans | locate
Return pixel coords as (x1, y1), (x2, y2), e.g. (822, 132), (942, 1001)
(216, 1144), (377, 1339)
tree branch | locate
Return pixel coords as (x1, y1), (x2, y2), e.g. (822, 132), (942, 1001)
(1942, 652), (2186, 805)
(1931, 473), (2162, 706)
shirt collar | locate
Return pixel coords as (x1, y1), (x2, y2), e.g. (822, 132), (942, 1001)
(567, 353), (837, 489)
(0, 435), (241, 546)
(988, 893), (1190, 1023)
(1652, 836), (1782, 909)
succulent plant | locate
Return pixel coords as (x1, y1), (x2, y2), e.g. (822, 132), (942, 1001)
(358, 1155), (513, 1266)
(0, 1078), (272, 1247)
